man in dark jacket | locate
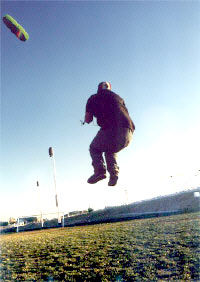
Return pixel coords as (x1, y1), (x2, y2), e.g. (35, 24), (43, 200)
(84, 82), (135, 186)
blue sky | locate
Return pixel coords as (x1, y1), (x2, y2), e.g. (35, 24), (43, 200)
(1, 1), (200, 221)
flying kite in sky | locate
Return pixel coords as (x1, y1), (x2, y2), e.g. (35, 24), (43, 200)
(3, 14), (29, 42)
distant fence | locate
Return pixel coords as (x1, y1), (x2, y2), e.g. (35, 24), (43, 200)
(63, 210), (183, 227)
(16, 212), (64, 233)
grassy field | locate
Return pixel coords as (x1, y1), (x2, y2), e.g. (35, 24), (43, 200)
(0, 212), (199, 282)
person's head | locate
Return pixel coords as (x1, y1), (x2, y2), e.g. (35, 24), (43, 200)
(97, 82), (111, 93)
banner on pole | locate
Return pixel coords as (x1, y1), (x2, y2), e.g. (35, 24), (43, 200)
(55, 195), (58, 207)
(49, 147), (53, 157)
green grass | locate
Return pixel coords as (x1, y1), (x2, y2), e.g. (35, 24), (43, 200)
(0, 212), (199, 281)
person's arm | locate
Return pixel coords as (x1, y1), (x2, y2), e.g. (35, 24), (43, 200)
(84, 112), (93, 124)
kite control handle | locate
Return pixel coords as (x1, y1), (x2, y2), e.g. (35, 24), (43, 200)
(80, 120), (85, 126)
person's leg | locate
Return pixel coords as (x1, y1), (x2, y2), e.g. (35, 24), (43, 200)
(104, 152), (119, 186)
(89, 129), (108, 173)
(88, 128), (133, 185)
(104, 152), (119, 176)
(105, 128), (133, 186)
(87, 129), (107, 184)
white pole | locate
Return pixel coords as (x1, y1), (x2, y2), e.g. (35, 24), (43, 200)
(37, 181), (44, 228)
(62, 212), (65, 227)
(124, 189), (129, 205)
(16, 217), (19, 233)
(49, 147), (60, 223)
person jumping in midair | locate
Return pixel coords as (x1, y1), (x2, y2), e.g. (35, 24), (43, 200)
(84, 82), (135, 186)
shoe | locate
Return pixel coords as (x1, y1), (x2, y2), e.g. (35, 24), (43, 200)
(87, 173), (106, 184)
(108, 175), (118, 186)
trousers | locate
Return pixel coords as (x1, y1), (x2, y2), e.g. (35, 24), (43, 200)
(89, 127), (133, 176)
